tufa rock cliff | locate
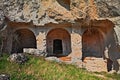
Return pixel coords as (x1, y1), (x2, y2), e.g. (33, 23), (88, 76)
(0, 0), (119, 25)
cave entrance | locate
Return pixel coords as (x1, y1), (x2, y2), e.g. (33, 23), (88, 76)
(82, 28), (105, 60)
(12, 29), (36, 53)
(46, 28), (71, 57)
(53, 39), (63, 54)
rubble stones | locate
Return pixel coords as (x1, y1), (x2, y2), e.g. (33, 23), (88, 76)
(0, 74), (10, 80)
(8, 53), (28, 64)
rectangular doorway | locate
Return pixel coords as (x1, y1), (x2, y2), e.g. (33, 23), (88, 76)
(53, 39), (63, 54)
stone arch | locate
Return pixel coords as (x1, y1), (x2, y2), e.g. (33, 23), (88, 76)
(82, 27), (105, 60)
(12, 29), (37, 53)
(46, 28), (71, 57)
(13, 27), (36, 36)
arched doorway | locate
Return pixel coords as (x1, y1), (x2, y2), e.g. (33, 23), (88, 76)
(53, 39), (63, 54)
(46, 28), (71, 57)
(82, 28), (105, 60)
(12, 29), (36, 53)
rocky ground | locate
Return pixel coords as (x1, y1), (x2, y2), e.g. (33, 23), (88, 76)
(8, 53), (107, 72)
(45, 56), (107, 72)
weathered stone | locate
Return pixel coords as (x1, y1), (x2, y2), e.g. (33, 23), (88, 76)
(45, 57), (61, 62)
(95, 0), (120, 17)
(23, 48), (47, 57)
(0, 0), (119, 25)
(0, 74), (10, 80)
(8, 53), (28, 64)
(82, 57), (107, 72)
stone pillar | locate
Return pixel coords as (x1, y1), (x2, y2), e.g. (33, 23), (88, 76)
(36, 32), (46, 52)
(69, 30), (82, 58)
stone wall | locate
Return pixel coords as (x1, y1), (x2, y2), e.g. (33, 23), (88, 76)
(2, 21), (83, 58)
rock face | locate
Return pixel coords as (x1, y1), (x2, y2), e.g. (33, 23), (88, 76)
(0, 0), (74, 25)
(0, 0), (119, 25)
(95, 0), (120, 17)
(82, 57), (107, 72)
(95, 0), (120, 43)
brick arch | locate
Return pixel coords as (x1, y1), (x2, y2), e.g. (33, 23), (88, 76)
(12, 29), (37, 53)
(46, 28), (71, 57)
(82, 27), (105, 60)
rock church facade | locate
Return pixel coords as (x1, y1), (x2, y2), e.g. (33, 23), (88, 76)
(0, 0), (120, 73)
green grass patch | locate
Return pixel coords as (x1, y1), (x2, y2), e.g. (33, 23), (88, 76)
(0, 54), (119, 80)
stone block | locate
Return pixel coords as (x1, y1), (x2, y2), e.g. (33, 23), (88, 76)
(23, 48), (47, 57)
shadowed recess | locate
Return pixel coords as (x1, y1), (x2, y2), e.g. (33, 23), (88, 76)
(12, 29), (36, 53)
(82, 28), (105, 59)
(46, 28), (71, 57)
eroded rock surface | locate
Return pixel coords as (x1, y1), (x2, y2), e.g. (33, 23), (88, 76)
(0, 0), (119, 25)
(8, 53), (28, 64)
(95, 0), (120, 17)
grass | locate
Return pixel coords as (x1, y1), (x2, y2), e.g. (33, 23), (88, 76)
(0, 54), (120, 80)
(94, 71), (120, 80)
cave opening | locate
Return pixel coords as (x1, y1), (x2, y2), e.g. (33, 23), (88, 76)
(46, 28), (71, 57)
(82, 28), (105, 60)
(12, 29), (36, 53)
